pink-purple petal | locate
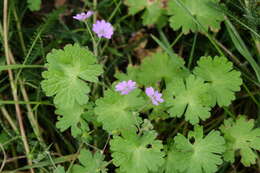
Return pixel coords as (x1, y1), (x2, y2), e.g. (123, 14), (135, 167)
(73, 11), (93, 21)
(145, 87), (155, 97)
(92, 20), (114, 39)
(145, 87), (164, 106)
(115, 80), (137, 95)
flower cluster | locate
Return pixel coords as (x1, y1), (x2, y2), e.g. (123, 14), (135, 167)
(73, 11), (114, 39)
(115, 80), (164, 106)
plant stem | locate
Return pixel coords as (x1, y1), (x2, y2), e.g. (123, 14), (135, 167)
(0, 100), (53, 105)
(3, 0), (34, 172)
(85, 21), (98, 56)
(108, 1), (122, 22)
(93, 0), (97, 22)
(12, 6), (26, 56)
(20, 82), (46, 147)
(0, 143), (7, 172)
(1, 106), (19, 134)
(188, 32), (198, 69)
(8, 52), (46, 148)
(0, 64), (45, 71)
(170, 32), (183, 47)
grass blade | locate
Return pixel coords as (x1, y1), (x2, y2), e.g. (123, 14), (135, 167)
(225, 18), (260, 82)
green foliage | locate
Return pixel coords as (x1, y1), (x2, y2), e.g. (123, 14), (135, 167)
(115, 65), (140, 82)
(55, 104), (89, 137)
(41, 44), (103, 109)
(165, 75), (212, 124)
(125, 0), (146, 14)
(72, 149), (108, 173)
(220, 116), (260, 166)
(194, 56), (242, 106)
(27, 0), (41, 11)
(116, 54), (242, 127)
(224, 18), (260, 82)
(168, 0), (224, 34)
(138, 52), (187, 86)
(2, 0), (259, 172)
(165, 126), (226, 173)
(125, 0), (163, 25)
(0, 132), (9, 149)
(116, 52), (188, 86)
(95, 89), (145, 133)
(25, 8), (64, 65)
(54, 166), (65, 173)
(110, 130), (165, 173)
(41, 44), (102, 135)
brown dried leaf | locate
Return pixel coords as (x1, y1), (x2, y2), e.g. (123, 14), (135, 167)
(55, 0), (67, 7)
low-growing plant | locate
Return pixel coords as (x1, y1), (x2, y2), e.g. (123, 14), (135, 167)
(1, 0), (260, 173)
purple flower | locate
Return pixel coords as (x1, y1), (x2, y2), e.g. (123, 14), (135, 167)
(145, 87), (164, 105)
(73, 11), (93, 21)
(115, 80), (137, 95)
(92, 20), (114, 39)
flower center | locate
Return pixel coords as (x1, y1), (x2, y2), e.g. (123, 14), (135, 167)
(99, 29), (106, 35)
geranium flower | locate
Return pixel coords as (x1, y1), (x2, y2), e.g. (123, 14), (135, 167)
(115, 80), (137, 95)
(73, 11), (93, 21)
(92, 20), (114, 39)
(145, 87), (164, 105)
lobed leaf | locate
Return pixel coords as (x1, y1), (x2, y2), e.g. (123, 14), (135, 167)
(165, 75), (212, 124)
(138, 52), (187, 86)
(55, 104), (89, 137)
(41, 44), (103, 110)
(220, 116), (260, 166)
(95, 89), (145, 133)
(110, 130), (165, 173)
(125, 0), (163, 25)
(165, 126), (225, 173)
(168, 0), (224, 34)
(194, 56), (242, 106)
(71, 149), (108, 173)
(53, 166), (65, 173)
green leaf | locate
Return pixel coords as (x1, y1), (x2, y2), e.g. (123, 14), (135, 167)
(125, 0), (163, 25)
(71, 149), (108, 173)
(220, 116), (260, 166)
(194, 56), (242, 106)
(0, 132), (8, 143)
(115, 65), (140, 82)
(125, 0), (146, 14)
(54, 165), (65, 173)
(142, 2), (163, 25)
(168, 0), (224, 34)
(0, 132), (9, 149)
(165, 126), (225, 173)
(82, 102), (102, 127)
(149, 104), (170, 121)
(138, 52), (187, 86)
(27, 0), (41, 11)
(95, 89), (145, 133)
(165, 75), (212, 124)
(41, 44), (103, 109)
(55, 104), (89, 137)
(115, 52), (187, 87)
(110, 130), (165, 173)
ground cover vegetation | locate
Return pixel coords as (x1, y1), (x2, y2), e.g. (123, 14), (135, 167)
(0, 0), (260, 172)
